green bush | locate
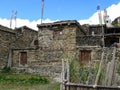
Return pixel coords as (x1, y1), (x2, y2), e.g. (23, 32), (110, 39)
(117, 62), (120, 75)
(70, 60), (80, 82)
(79, 67), (89, 83)
(2, 66), (11, 73)
(70, 60), (105, 84)
(0, 73), (49, 85)
(28, 76), (49, 84)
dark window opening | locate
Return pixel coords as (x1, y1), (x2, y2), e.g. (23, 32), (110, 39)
(53, 31), (62, 39)
(105, 37), (119, 47)
(34, 40), (39, 46)
(105, 28), (120, 34)
(89, 27), (102, 35)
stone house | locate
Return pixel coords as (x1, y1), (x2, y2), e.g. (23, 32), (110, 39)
(38, 20), (120, 63)
(12, 26), (38, 67)
(37, 20), (85, 64)
(37, 21), (105, 65)
(104, 26), (120, 47)
(76, 24), (103, 63)
(8, 20), (88, 80)
(0, 25), (38, 68)
(11, 20), (86, 80)
(77, 24), (120, 63)
(1, 19), (120, 81)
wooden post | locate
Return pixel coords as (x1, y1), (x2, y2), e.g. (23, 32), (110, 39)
(104, 62), (111, 86)
(107, 47), (116, 86)
(66, 59), (70, 83)
(103, 52), (109, 85)
(95, 49), (105, 85)
(112, 61), (118, 85)
(7, 49), (12, 68)
(61, 59), (66, 90)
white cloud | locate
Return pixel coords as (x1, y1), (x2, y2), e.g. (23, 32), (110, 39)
(79, 12), (99, 25)
(107, 3), (120, 21)
(79, 2), (120, 25)
(0, 2), (120, 30)
(0, 18), (55, 30)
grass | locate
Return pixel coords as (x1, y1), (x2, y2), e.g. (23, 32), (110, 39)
(0, 73), (49, 85)
(0, 82), (60, 90)
(0, 73), (60, 90)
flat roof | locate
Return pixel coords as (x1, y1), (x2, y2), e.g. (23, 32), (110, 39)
(0, 25), (15, 34)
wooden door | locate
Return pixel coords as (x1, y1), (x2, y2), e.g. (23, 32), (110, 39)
(20, 52), (27, 65)
(80, 50), (91, 64)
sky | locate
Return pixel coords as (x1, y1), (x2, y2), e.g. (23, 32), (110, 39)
(0, 0), (120, 30)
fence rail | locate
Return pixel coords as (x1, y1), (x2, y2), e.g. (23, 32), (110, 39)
(65, 83), (120, 90)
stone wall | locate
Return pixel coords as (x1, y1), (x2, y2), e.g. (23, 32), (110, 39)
(13, 49), (41, 67)
(12, 20), (81, 81)
(12, 49), (62, 81)
(76, 36), (102, 46)
(14, 26), (38, 49)
(1, 20), (120, 83)
(75, 25), (103, 62)
(0, 25), (16, 68)
(88, 25), (102, 35)
(37, 20), (85, 63)
(2, 20), (120, 83)
(0, 25), (38, 68)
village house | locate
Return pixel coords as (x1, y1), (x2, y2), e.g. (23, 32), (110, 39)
(11, 20), (86, 80)
(11, 20), (104, 80)
(1, 17), (120, 81)
(0, 25), (38, 68)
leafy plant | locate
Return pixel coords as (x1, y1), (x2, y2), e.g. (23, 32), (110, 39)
(2, 66), (11, 73)
(69, 60), (106, 84)
(0, 73), (49, 85)
(117, 62), (120, 75)
(70, 60), (78, 82)
(79, 67), (89, 83)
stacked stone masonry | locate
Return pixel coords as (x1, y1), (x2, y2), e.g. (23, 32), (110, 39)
(1, 20), (120, 81)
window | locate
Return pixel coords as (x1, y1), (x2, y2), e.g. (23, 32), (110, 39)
(105, 37), (119, 47)
(34, 40), (39, 46)
(53, 31), (62, 39)
(20, 52), (27, 65)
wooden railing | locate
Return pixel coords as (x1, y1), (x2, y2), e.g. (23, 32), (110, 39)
(64, 83), (120, 90)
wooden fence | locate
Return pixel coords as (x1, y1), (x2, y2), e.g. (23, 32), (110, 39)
(64, 83), (120, 90)
(61, 47), (120, 90)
